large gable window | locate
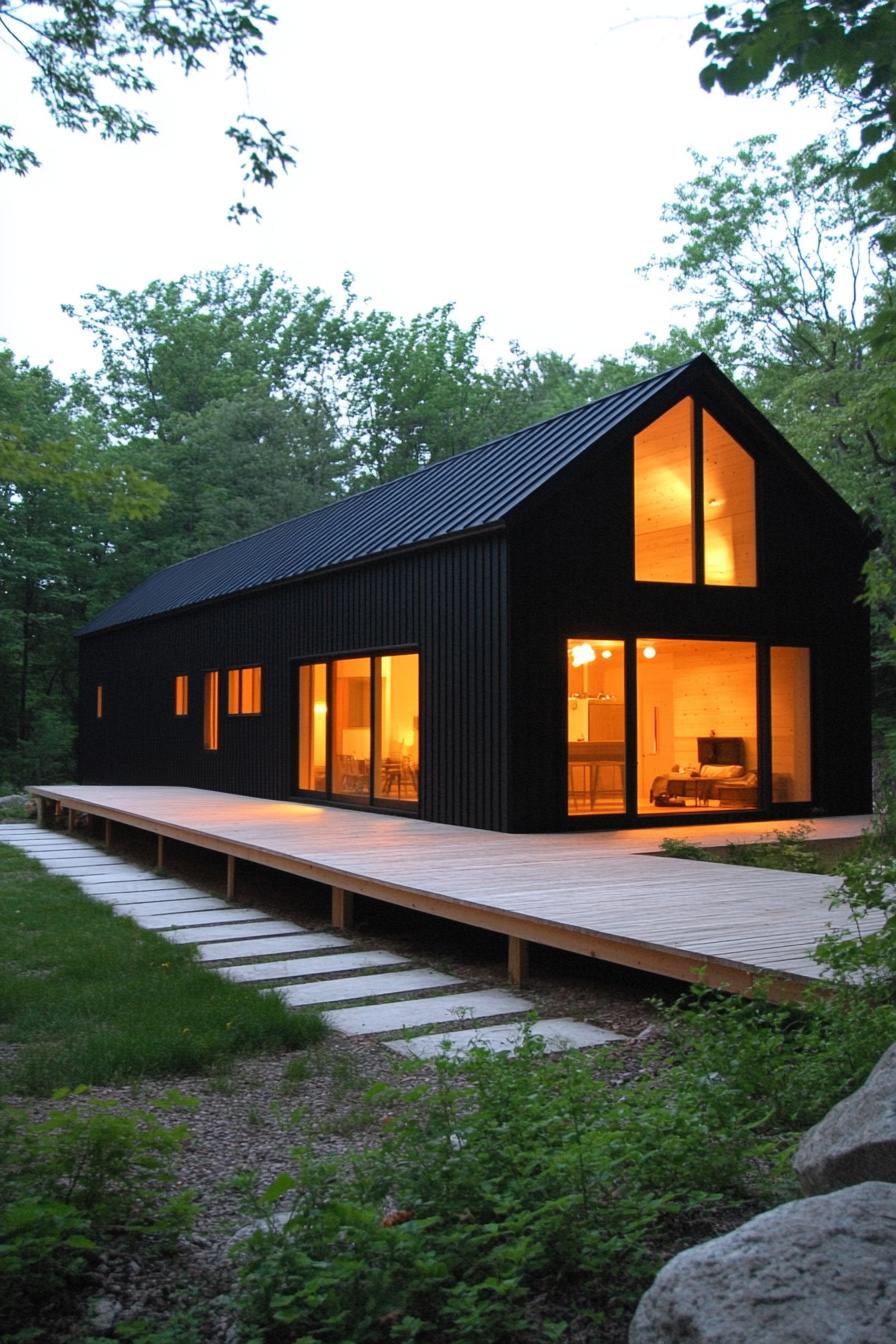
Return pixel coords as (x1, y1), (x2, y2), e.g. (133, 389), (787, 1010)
(634, 398), (756, 586)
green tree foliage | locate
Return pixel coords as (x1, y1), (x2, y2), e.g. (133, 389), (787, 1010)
(0, 348), (165, 784)
(67, 268), (351, 583)
(0, 0), (292, 219)
(693, 1), (896, 213)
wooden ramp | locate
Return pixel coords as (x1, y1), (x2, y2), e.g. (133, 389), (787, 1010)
(26, 785), (873, 1000)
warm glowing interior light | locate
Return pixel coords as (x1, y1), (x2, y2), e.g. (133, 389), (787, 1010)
(601, 649), (613, 660)
(313, 701), (327, 716)
(570, 643), (597, 667)
(708, 497), (723, 508)
(642, 645), (657, 660)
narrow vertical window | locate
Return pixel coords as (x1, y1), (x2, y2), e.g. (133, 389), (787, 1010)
(96, 685), (104, 719)
(771, 647), (812, 802)
(204, 671), (219, 750)
(634, 398), (695, 583)
(228, 666), (262, 714)
(702, 412), (756, 587)
(298, 663), (328, 792)
(332, 657), (371, 799)
(566, 640), (625, 815)
(174, 674), (189, 716)
(374, 654), (419, 802)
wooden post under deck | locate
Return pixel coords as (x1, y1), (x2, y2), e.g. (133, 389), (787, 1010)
(103, 818), (112, 847)
(226, 854), (236, 901)
(156, 835), (165, 870)
(508, 935), (529, 987)
(35, 795), (46, 827)
(67, 808), (74, 833)
(331, 886), (354, 930)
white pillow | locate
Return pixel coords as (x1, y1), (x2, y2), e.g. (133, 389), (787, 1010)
(699, 764), (744, 779)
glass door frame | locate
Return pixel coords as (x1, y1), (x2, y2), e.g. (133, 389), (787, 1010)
(293, 646), (421, 814)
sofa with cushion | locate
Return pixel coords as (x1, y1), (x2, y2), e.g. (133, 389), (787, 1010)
(650, 737), (761, 807)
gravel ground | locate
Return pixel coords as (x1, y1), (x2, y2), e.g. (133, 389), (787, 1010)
(4, 818), (683, 1341)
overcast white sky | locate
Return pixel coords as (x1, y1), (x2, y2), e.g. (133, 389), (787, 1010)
(1, 1), (836, 382)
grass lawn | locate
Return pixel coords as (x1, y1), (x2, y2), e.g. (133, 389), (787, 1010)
(0, 843), (326, 1095)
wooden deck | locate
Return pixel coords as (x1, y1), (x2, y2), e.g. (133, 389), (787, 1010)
(26, 785), (874, 1000)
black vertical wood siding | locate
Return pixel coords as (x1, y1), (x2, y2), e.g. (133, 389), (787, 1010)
(78, 534), (509, 830)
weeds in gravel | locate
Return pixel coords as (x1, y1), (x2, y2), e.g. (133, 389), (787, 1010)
(0, 844), (327, 1094)
(0, 1089), (195, 1341)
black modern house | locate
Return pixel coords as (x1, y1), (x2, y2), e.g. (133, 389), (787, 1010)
(77, 355), (872, 832)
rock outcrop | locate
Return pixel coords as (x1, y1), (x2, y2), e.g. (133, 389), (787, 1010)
(629, 1181), (896, 1344)
(793, 1043), (896, 1195)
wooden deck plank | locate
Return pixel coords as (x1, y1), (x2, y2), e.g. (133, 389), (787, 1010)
(23, 784), (873, 1000)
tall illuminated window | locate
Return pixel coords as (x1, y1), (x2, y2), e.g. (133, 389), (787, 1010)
(374, 654), (419, 802)
(174, 674), (189, 716)
(634, 400), (695, 583)
(703, 413), (756, 586)
(203, 671), (219, 750)
(228, 665), (262, 715)
(771, 647), (811, 802)
(566, 639), (625, 816)
(332, 658), (371, 799)
(634, 399), (756, 586)
(298, 662), (328, 792)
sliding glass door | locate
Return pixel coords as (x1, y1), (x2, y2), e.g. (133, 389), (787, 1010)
(297, 652), (419, 808)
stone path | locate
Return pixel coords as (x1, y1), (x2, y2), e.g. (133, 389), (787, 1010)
(1, 823), (628, 1059)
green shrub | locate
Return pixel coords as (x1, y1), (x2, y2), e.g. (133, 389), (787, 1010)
(0, 1090), (194, 1335)
(231, 1029), (784, 1343)
(815, 848), (896, 995)
(661, 825), (823, 873)
(657, 980), (896, 1134)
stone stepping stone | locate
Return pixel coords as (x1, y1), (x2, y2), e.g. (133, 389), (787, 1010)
(272, 968), (459, 1007)
(221, 950), (410, 983)
(132, 907), (274, 931)
(325, 989), (532, 1036)
(196, 932), (350, 962)
(114, 897), (230, 917)
(386, 1017), (628, 1060)
(78, 879), (196, 897)
(90, 885), (212, 906)
(16, 843), (100, 856)
(164, 919), (301, 944)
(76, 869), (177, 885)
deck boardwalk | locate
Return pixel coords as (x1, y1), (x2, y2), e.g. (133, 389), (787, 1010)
(26, 785), (874, 999)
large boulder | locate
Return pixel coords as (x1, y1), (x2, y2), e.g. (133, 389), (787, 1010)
(629, 1182), (896, 1344)
(794, 1043), (896, 1196)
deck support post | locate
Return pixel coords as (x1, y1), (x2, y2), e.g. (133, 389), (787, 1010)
(331, 887), (353, 930)
(35, 795), (46, 828)
(66, 808), (74, 833)
(226, 855), (236, 901)
(103, 818), (112, 848)
(508, 935), (529, 987)
(156, 835), (165, 871)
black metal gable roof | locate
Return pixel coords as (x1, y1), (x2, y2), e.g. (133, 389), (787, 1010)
(77, 354), (827, 636)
